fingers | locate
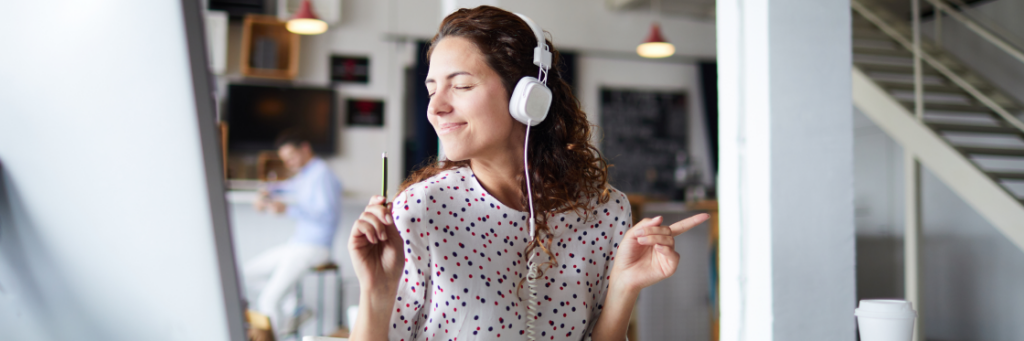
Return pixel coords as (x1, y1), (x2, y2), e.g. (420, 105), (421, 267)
(356, 211), (389, 244)
(632, 219), (672, 238)
(351, 219), (378, 246)
(656, 244), (681, 274)
(367, 195), (386, 206)
(358, 195), (394, 241)
(636, 234), (675, 248)
(656, 243), (678, 254)
(668, 213), (710, 236)
(630, 216), (663, 236)
(365, 198), (394, 227)
(632, 215), (675, 247)
(271, 202), (286, 214)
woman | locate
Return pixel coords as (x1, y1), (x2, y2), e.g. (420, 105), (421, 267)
(348, 6), (708, 341)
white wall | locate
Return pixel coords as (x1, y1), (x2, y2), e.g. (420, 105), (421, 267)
(211, 0), (716, 201)
(853, 108), (1024, 340)
(498, 1), (716, 58)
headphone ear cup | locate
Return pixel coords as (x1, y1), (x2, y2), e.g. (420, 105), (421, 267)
(509, 77), (552, 126)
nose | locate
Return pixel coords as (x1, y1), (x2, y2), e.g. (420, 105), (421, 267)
(427, 89), (453, 117)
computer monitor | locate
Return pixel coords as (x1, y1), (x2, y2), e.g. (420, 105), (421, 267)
(0, 1), (245, 340)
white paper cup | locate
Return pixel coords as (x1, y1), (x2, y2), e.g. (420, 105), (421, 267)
(855, 299), (916, 341)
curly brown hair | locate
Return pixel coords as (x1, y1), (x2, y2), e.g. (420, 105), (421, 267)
(397, 5), (611, 291)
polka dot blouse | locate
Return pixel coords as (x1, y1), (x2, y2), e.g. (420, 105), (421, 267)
(388, 167), (632, 341)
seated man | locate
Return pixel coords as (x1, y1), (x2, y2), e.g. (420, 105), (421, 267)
(245, 132), (342, 336)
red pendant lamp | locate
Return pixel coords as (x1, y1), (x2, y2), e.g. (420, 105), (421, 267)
(287, 0), (328, 35)
(637, 0), (675, 58)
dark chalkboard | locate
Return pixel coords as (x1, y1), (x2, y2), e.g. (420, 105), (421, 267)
(601, 89), (687, 198)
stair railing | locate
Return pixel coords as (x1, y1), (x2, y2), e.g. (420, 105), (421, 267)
(851, 0), (1024, 135)
(926, 0), (1024, 66)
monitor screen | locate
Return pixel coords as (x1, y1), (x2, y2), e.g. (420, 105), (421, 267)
(0, 1), (245, 340)
(226, 84), (337, 154)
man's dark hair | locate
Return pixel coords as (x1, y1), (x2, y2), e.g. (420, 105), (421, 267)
(274, 130), (311, 149)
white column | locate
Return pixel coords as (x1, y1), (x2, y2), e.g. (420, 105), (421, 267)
(717, 1), (856, 340)
(907, 1), (924, 340)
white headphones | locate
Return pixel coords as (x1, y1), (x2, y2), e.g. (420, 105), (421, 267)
(510, 16), (552, 340)
(509, 13), (552, 127)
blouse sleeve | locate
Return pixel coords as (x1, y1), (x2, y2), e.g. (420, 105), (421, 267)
(583, 190), (634, 341)
(387, 187), (432, 341)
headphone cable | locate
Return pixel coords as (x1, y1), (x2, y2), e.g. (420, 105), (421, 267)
(524, 119), (540, 340)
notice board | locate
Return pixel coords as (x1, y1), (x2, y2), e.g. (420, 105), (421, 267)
(600, 89), (687, 198)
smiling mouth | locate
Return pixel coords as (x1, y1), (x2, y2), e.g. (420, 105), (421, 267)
(437, 122), (467, 135)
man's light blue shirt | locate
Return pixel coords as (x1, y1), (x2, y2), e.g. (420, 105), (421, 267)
(275, 158), (342, 248)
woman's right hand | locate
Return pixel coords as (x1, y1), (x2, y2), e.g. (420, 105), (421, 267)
(348, 195), (405, 294)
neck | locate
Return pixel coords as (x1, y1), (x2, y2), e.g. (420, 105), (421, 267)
(469, 140), (526, 212)
(293, 155), (314, 174)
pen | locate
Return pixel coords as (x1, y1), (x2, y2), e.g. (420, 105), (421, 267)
(381, 152), (388, 206)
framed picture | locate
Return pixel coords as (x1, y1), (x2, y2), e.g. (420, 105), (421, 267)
(331, 55), (370, 84)
(346, 98), (385, 127)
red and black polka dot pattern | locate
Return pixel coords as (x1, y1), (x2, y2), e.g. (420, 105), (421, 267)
(387, 167), (632, 341)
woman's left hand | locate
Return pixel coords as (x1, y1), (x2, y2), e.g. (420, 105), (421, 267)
(608, 214), (710, 293)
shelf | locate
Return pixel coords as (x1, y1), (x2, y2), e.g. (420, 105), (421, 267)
(240, 14), (299, 80)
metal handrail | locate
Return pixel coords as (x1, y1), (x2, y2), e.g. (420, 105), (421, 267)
(851, 0), (1024, 135)
(925, 0), (1024, 66)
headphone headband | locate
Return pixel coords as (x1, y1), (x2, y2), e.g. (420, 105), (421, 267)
(514, 13), (552, 71)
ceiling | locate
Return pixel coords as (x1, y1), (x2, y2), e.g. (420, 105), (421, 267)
(606, 0), (717, 20)
(606, 0), (995, 22)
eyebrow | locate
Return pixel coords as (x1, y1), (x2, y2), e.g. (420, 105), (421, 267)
(425, 71), (472, 85)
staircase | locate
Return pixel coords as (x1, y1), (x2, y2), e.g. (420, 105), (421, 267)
(850, 0), (1024, 249)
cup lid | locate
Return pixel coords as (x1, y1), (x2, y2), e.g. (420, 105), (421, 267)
(855, 299), (917, 319)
